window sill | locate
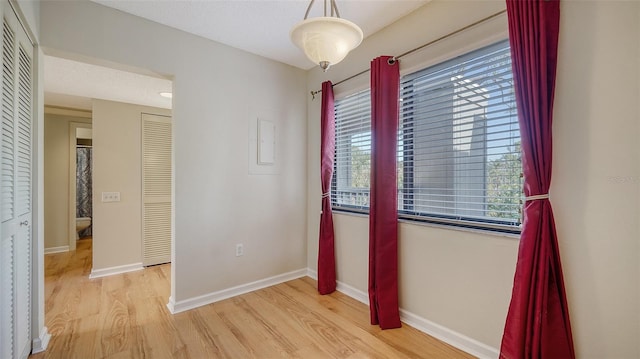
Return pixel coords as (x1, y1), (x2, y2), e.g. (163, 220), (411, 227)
(398, 217), (521, 240)
(331, 209), (521, 240)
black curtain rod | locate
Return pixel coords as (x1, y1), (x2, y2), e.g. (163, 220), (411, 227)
(310, 9), (507, 100)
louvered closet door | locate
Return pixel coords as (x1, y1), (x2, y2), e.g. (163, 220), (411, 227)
(142, 114), (172, 266)
(0, 2), (33, 359)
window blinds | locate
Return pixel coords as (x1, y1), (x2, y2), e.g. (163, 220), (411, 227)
(399, 40), (522, 229)
(332, 89), (371, 211)
(332, 40), (522, 232)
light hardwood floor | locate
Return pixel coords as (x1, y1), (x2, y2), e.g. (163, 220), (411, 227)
(31, 239), (475, 359)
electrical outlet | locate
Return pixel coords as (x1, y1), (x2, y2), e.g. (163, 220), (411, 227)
(236, 244), (244, 257)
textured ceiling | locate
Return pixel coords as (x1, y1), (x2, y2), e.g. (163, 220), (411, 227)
(91, 0), (429, 70)
(45, 0), (428, 110)
(44, 55), (172, 110)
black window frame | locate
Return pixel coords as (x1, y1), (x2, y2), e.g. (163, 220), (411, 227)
(331, 40), (523, 235)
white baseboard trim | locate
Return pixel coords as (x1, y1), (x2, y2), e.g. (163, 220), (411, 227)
(44, 246), (69, 255)
(400, 309), (499, 359)
(31, 326), (51, 354)
(336, 280), (369, 305)
(166, 295), (176, 314)
(169, 268), (308, 314)
(89, 262), (143, 279)
(307, 268), (369, 305)
(305, 268), (499, 359)
(306, 268), (317, 279)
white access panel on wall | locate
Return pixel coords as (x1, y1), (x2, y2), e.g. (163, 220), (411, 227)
(142, 113), (172, 266)
(0, 1), (34, 358)
(258, 119), (275, 165)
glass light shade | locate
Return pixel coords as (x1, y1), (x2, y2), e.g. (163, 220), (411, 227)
(290, 17), (363, 71)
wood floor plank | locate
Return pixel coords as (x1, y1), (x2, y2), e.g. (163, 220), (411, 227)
(254, 287), (362, 358)
(31, 239), (476, 359)
(174, 310), (223, 358)
(262, 285), (412, 359)
(97, 288), (133, 358)
(282, 277), (473, 359)
(187, 306), (247, 358)
(65, 315), (100, 359)
(130, 295), (187, 358)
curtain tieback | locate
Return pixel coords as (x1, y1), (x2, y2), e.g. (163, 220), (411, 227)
(320, 192), (331, 214)
(525, 193), (549, 201)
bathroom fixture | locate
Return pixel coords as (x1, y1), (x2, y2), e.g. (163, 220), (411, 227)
(76, 217), (91, 239)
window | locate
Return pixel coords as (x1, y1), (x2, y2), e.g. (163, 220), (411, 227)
(333, 89), (371, 210)
(332, 40), (522, 233)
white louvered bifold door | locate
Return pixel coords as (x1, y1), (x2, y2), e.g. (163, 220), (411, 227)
(0, 17), (16, 359)
(0, 2), (33, 358)
(142, 113), (172, 266)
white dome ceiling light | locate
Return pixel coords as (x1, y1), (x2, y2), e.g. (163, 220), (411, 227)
(290, 0), (363, 72)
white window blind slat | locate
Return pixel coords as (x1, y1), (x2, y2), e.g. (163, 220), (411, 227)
(332, 40), (522, 233)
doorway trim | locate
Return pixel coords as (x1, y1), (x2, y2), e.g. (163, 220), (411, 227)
(68, 121), (92, 251)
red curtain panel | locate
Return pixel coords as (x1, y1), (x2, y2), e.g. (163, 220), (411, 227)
(500, 1), (575, 358)
(368, 56), (401, 329)
(318, 81), (337, 295)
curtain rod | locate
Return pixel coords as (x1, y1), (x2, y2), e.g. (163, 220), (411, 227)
(310, 9), (507, 100)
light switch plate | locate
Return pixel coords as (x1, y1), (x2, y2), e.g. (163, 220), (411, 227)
(102, 192), (120, 202)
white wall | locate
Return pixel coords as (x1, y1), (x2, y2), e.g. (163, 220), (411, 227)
(307, 2), (517, 352)
(307, 0), (639, 357)
(91, 100), (170, 271)
(15, 0), (38, 41)
(43, 109), (91, 250)
(552, 2), (639, 358)
(40, 1), (308, 303)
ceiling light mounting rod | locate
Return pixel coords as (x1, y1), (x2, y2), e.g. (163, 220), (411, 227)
(291, 0), (363, 72)
(331, 0), (340, 18)
(303, 0), (341, 19)
(303, 0), (315, 19)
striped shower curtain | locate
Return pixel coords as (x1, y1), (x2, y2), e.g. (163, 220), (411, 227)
(76, 147), (92, 237)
